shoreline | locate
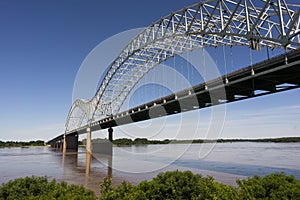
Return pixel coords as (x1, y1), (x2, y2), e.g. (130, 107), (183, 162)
(109, 137), (300, 146)
(0, 145), (46, 149)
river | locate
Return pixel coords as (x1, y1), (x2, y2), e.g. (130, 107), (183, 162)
(0, 142), (299, 194)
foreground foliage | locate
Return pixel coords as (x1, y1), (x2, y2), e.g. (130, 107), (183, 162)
(100, 171), (300, 200)
(1, 172), (299, 199)
(237, 173), (300, 199)
(0, 176), (95, 200)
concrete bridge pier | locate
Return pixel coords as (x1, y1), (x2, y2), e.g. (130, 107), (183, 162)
(67, 133), (78, 151)
(85, 151), (91, 176)
(107, 127), (113, 156)
(62, 133), (78, 153)
(108, 127), (113, 143)
(55, 141), (61, 150)
(55, 142), (62, 151)
(85, 127), (92, 177)
(86, 127), (92, 153)
(63, 135), (67, 153)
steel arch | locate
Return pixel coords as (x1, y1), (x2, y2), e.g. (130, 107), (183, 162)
(65, 0), (300, 133)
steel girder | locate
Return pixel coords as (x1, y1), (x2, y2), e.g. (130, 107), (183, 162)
(65, 0), (300, 133)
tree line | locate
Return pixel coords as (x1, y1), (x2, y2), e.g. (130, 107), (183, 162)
(0, 140), (45, 148)
(113, 138), (171, 145)
(89, 137), (300, 146)
(80, 138), (171, 146)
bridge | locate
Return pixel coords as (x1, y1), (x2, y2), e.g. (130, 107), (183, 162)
(47, 0), (300, 153)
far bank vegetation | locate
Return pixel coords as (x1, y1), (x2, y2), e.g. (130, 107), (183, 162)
(81, 137), (300, 146)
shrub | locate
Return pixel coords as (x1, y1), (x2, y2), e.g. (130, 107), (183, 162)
(2, 171), (299, 199)
(0, 176), (96, 200)
(100, 171), (300, 200)
(237, 172), (300, 199)
(100, 171), (238, 200)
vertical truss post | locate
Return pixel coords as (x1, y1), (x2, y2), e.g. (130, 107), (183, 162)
(219, 0), (224, 31)
(200, 5), (204, 32)
(244, 0), (251, 33)
(277, 0), (286, 37)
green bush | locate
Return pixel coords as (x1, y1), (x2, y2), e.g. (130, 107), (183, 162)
(0, 176), (96, 200)
(100, 171), (300, 200)
(100, 171), (238, 200)
(237, 172), (300, 199)
(1, 171), (299, 199)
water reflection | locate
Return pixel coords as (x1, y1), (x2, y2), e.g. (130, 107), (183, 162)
(84, 152), (112, 178)
(60, 150), (113, 193)
(85, 152), (91, 176)
(108, 155), (112, 178)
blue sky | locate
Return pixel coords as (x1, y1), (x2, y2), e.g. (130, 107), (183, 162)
(0, 0), (299, 141)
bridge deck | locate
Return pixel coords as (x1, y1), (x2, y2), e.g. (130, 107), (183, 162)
(47, 49), (300, 144)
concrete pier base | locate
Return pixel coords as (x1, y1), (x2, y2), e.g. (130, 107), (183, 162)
(108, 127), (113, 142)
(63, 135), (67, 153)
(85, 152), (91, 175)
(86, 127), (92, 154)
(65, 133), (78, 151)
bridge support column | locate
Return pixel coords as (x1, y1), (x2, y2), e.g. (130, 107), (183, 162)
(63, 134), (67, 153)
(108, 127), (113, 156)
(108, 127), (113, 142)
(60, 140), (63, 151)
(85, 151), (91, 176)
(86, 127), (92, 154)
(63, 133), (78, 152)
(108, 127), (113, 177)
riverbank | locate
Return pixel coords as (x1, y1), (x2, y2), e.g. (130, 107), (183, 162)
(0, 140), (45, 148)
(107, 137), (300, 146)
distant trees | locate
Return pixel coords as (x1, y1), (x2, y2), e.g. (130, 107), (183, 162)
(113, 138), (133, 145)
(80, 137), (300, 147)
(112, 138), (171, 146)
(217, 137), (300, 143)
(0, 140), (45, 148)
(134, 138), (149, 145)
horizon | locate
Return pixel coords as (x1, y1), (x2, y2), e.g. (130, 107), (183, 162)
(3, 136), (300, 143)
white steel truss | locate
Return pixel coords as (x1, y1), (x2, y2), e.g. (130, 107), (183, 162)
(65, 0), (300, 132)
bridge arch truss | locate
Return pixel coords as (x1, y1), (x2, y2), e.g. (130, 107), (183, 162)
(65, 0), (300, 133)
